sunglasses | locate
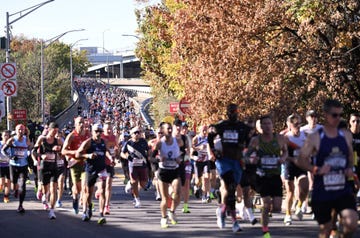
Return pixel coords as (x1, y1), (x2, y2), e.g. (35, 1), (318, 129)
(330, 113), (343, 118)
(133, 131), (140, 134)
(351, 120), (360, 123)
(95, 130), (103, 133)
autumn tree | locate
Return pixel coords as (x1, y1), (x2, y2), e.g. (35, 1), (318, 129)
(136, 0), (360, 128)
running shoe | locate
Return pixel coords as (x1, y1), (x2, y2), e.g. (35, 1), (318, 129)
(209, 192), (216, 200)
(216, 207), (225, 229)
(168, 211), (178, 225)
(155, 191), (161, 201)
(36, 190), (42, 200)
(206, 196), (211, 203)
(3, 196), (10, 203)
(160, 217), (168, 228)
(98, 217), (106, 225)
(48, 210), (56, 220)
(55, 200), (62, 208)
(194, 188), (201, 199)
(82, 213), (89, 222)
(43, 203), (49, 210)
(251, 218), (258, 225)
(201, 197), (208, 204)
(17, 205), (25, 214)
(284, 215), (292, 226)
(232, 221), (242, 233)
(125, 181), (132, 194)
(26, 179), (31, 185)
(182, 204), (190, 213)
(134, 199), (141, 208)
(144, 179), (152, 191)
(263, 232), (272, 238)
(104, 205), (110, 215)
(295, 207), (303, 221)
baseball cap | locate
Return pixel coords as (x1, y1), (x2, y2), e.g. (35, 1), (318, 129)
(306, 110), (317, 117)
(174, 119), (182, 126)
(92, 123), (103, 132)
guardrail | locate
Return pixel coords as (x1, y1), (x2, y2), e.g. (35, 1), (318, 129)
(54, 89), (80, 129)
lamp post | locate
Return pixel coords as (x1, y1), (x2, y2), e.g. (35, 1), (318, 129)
(40, 29), (85, 123)
(102, 29), (109, 54)
(5, 0), (54, 130)
(98, 47), (110, 87)
(70, 38), (88, 102)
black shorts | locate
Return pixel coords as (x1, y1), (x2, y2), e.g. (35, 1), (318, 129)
(106, 165), (115, 178)
(84, 170), (106, 187)
(40, 161), (59, 185)
(150, 162), (159, 173)
(179, 161), (186, 186)
(9, 165), (28, 185)
(209, 160), (216, 170)
(240, 167), (257, 189)
(158, 168), (179, 184)
(312, 194), (357, 225)
(57, 166), (66, 177)
(284, 161), (307, 181)
(256, 175), (283, 198)
(194, 161), (209, 178)
(0, 166), (10, 179)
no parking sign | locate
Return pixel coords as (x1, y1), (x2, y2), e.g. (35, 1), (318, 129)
(0, 63), (16, 80)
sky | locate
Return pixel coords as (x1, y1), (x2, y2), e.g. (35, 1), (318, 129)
(1, 0), (157, 53)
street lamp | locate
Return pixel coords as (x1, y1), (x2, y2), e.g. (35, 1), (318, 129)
(121, 34), (140, 40)
(70, 38), (88, 101)
(98, 47), (111, 87)
(102, 29), (109, 54)
(5, 0), (54, 130)
(40, 29), (85, 123)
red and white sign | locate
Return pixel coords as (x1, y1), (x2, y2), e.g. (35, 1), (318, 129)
(169, 102), (179, 113)
(0, 63), (16, 80)
(12, 109), (27, 121)
(179, 97), (191, 115)
(1, 80), (17, 96)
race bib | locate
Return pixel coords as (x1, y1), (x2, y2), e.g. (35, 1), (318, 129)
(109, 148), (115, 156)
(57, 158), (64, 166)
(41, 153), (56, 162)
(14, 148), (26, 158)
(132, 158), (145, 166)
(163, 158), (178, 168)
(223, 131), (239, 142)
(261, 156), (279, 169)
(185, 164), (192, 173)
(323, 171), (345, 191)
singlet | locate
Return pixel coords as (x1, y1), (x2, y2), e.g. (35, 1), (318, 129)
(68, 130), (89, 165)
(286, 131), (306, 157)
(194, 135), (209, 162)
(122, 138), (149, 168)
(0, 141), (9, 167)
(312, 128), (352, 201)
(159, 137), (180, 170)
(10, 136), (28, 167)
(102, 134), (117, 165)
(85, 139), (107, 173)
(39, 137), (58, 163)
(257, 134), (281, 176)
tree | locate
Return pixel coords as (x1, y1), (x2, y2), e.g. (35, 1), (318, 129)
(136, 0), (360, 128)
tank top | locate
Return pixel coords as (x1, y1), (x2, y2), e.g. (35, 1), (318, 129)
(312, 128), (352, 201)
(102, 134), (116, 165)
(159, 137), (180, 170)
(0, 141), (9, 167)
(69, 130), (88, 165)
(85, 139), (107, 173)
(40, 137), (58, 163)
(194, 135), (209, 162)
(10, 136), (28, 167)
(257, 134), (281, 176)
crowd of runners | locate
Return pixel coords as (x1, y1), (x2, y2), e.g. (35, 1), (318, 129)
(0, 79), (359, 238)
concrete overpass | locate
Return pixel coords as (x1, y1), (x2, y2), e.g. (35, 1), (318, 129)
(98, 78), (149, 86)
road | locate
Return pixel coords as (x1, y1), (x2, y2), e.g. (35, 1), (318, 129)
(1, 164), (359, 238)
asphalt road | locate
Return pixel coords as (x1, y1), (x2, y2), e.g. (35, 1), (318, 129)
(1, 165), (359, 238)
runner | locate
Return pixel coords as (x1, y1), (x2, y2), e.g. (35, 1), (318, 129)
(61, 116), (89, 214)
(300, 110), (323, 135)
(0, 130), (11, 203)
(55, 130), (66, 208)
(100, 121), (118, 214)
(208, 103), (251, 233)
(246, 115), (288, 238)
(148, 126), (163, 201)
(298, 99), (358, 238)
(1, 124), (31, 213)
(121, 126), (149, 208)
(76, 123), (115, 224)
(151, 122), (183, 228)
(192, 125), (211, 203)
(31, 122), (62, 219)
(283, 114), (309, 225)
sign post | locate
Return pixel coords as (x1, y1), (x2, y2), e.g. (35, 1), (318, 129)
(179, 97), (191, 115)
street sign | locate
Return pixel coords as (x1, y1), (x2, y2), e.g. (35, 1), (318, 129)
(12, 109), (27, 121)
(1, 80), (17, 96)
(0, 63), (16, 80)
(179, 97), (191, 115)
(169, 102), (179, 113)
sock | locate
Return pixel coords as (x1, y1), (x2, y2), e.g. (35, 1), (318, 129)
(183, 203), (188, 209)
(230, 210), (237, 222)
(286, 210), (291, 216)
(297, 201), (303, 209)
(220, 204), (226, 215)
